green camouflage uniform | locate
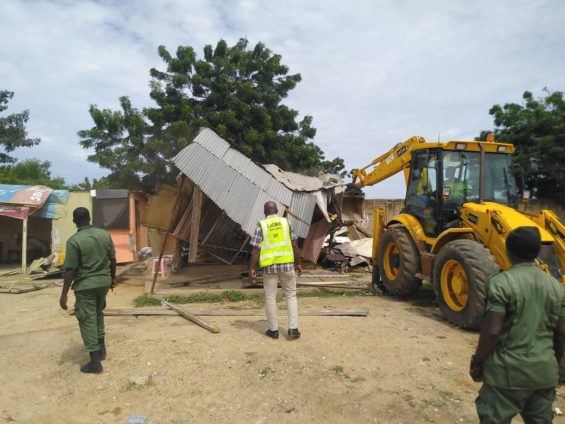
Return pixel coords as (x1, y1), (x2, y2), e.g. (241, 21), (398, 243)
(476, 263), (565, 423)
(63, 225), (115, 353)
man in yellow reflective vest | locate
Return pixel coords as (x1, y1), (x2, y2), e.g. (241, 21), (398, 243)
(249, 201), (303, 340)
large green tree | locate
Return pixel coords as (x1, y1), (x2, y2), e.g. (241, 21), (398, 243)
(79, 38), (344, 190)
(0, 159), (66, 188)
(478, 89), (565, 202)
(0, 90), (41, 163)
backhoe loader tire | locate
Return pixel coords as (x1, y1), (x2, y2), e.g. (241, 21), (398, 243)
(378, 227), (422, 296)
(433, 239), (499, 330)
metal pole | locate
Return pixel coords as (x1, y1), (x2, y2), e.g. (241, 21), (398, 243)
(479, 143), (485, 204)
(200, 214), (222, 246)
(22, 217), (28, 273)
(229, 235), (250, 264)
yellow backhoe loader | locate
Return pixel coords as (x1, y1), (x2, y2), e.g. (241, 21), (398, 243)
(345, 135), (564, 329)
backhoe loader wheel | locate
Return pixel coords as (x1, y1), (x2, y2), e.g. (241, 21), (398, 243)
(433, 240), (499, 330)
(378, 227), (422, 296)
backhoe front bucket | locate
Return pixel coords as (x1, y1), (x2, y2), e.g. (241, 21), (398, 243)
(336, 184), (366, 225)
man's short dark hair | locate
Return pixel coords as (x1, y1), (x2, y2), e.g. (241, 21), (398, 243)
(73, 207), (91, 224)
(506, 226), (541, 260)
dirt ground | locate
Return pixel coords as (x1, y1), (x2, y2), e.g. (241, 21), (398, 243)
(2, 276), (565, 424)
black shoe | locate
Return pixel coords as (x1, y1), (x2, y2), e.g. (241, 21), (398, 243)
(288, 328), (301, 339)
(265, 329), (279, 339)
(80, 350), (103, 374)
(98, 337), (106, 361)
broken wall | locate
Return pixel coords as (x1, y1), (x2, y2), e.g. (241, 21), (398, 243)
(357, 199), (405, 236)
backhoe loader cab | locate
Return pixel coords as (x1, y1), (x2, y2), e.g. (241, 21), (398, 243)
(405, 147), (519, 237)
(346, 136), (564, 330)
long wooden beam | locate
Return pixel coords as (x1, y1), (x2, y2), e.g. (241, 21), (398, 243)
(162, 300), (220, 333)
(104, 308), (369, 317)
(188, 186), (202, 263)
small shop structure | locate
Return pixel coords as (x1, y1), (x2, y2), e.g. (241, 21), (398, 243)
(0, 185), (147, 273)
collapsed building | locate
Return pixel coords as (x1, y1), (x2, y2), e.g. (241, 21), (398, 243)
(141, 128), (346, 268)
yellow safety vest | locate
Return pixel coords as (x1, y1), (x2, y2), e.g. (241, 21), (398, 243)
(258, 216), (295, 268)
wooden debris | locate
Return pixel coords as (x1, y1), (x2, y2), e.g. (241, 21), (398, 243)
(115, 262), (144, 281)
(169, 272), (242, 287)
(162, 300), (220, 333)
(298, 274), (352, 279)
(27, 258), (48, 274)
(0, 277), (61, 291)
(0, 268), (21, 277)
(0, 279), (61, 293)
(296, 281), (354, 286)
(28, 270), (63, 280)
(104, 308), (369, 317)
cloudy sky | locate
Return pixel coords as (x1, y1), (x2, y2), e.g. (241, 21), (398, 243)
(1, 0), (564, 197)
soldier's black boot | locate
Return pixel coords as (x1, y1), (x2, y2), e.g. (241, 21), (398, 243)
(99, 337), (106, 360)
(80, 350), (103, 374)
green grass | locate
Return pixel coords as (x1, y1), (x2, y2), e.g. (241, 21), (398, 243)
(438, 390), (454, 399)
(134, 288), (369, 308)
(259, 367), (272, 378)
(134, 294), (162, 307)
(331, 366), (344, 374)
(125, 376), (154, 391)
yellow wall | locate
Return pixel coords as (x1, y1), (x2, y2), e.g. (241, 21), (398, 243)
(52, 192), (93, 256)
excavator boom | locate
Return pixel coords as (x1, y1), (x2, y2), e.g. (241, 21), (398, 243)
(351, 136), (425, 188)
(340, 136), (425, 224)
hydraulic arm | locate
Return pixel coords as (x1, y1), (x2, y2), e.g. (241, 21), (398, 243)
(351, 136), (425, 188)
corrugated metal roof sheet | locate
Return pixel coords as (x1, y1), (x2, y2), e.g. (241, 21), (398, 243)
(288, 192), (318, 236)
(172, 128), (333, 238)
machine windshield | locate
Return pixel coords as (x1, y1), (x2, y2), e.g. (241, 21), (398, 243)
(442, 151), (518, 206)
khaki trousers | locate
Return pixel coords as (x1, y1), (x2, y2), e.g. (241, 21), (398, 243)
(263, 271), (298, 331)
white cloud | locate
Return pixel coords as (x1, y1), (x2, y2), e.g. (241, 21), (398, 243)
(1, 0), (564, 198)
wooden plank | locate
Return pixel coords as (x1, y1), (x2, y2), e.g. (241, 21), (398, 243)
(163, 300), (220, 333)
(150, 176), (186, 294)
(0, 280), (61, 288)
(169, 272), (243, 287)
(103, 308), (369, 317)
(298, 274), (352, 279)
(242, 280), (358, 287)
(296, 281), (355, 286)
(205, 250), (231, 265)
(188, 186), (202, 263)
(298, 284), (368, 290)
(0, 268), (20, 277)
(29, 271), (63, 280)
(115, 262), (143, 281)
(0, 285), (43, 294)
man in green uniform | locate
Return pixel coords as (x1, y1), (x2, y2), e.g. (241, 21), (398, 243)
(59, 207), (116, 374)
(470, 226), (565, 423)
